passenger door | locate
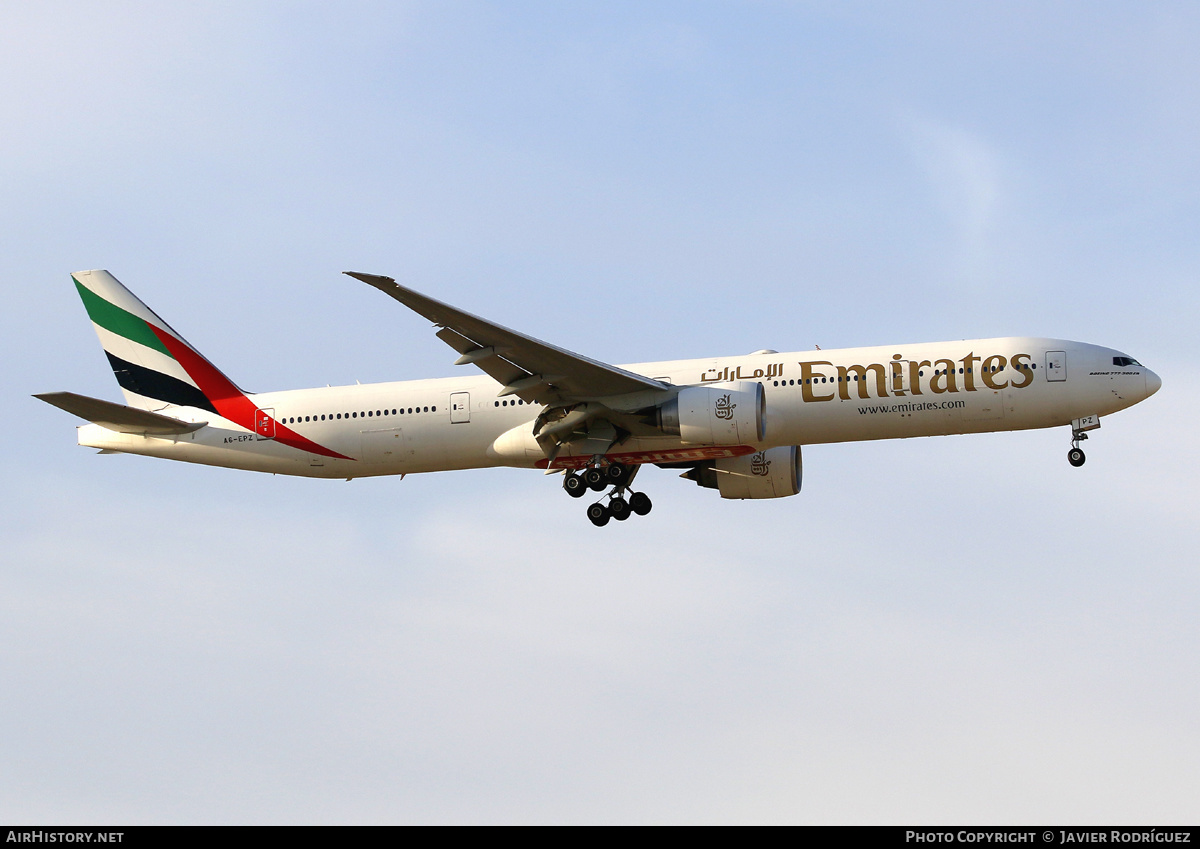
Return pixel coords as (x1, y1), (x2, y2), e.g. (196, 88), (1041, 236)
(450, 392), (470, 424)
(1046, 351), (1067, 382)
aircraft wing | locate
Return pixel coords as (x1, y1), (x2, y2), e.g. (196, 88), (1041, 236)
(346, 272), (669, 406)
(35, 392), (206, 435)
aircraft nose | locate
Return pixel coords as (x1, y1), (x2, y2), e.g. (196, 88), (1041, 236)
(1146, 369), (1162, 398)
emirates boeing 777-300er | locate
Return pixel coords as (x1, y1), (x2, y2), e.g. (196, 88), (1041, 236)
(38, 270), (1162, 526)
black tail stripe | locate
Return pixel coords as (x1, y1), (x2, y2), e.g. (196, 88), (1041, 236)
(105, 352), (218, 414)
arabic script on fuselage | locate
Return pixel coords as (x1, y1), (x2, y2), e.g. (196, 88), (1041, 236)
(700, 352), (1036, 401)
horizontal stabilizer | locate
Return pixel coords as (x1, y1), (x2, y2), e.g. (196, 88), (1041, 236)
(34, 392), (206, 435)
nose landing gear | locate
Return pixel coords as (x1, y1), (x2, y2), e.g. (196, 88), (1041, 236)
(564, 463), (653, 526)
(1067, 416), (1101, 467)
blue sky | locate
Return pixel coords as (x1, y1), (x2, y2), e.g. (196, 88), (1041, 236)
(4, 2), (1198, 823)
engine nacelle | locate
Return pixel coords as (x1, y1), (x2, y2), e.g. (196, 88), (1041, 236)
(683, 445), (802, 499)
(659, 381), (765, 445)
(717, 446), (801, 499)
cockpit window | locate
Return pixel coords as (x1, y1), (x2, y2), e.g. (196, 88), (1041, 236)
(1113, 356), (1142, 367)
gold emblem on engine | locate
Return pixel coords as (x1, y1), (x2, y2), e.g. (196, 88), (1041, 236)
(714, 393), (735, 420)
(750, 451), (770, 476)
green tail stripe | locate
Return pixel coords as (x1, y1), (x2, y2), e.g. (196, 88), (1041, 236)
(73, 277), (173, 358)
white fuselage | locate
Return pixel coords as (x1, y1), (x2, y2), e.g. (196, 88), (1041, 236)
(76, 337), (1159, 478)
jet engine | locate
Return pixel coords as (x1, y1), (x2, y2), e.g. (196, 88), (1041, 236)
(682, 445), (802, 499)
(657, 381), (765, 445)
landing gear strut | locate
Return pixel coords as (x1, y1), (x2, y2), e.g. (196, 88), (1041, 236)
(565, 462), (653, 526)
(1068, 430), (1088, 467)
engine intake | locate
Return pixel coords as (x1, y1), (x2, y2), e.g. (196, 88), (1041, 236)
(658, 381), (765, 445)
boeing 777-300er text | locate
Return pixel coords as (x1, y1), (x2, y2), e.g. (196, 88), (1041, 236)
(38, 270), (1162, 526)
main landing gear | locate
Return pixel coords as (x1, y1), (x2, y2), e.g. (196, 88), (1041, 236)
(563, 462), (652, 526)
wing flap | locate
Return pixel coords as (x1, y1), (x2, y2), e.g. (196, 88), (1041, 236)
(347, 272), (669, 405)
(35, 392), (206, 435)
(434, 326), (529, 390)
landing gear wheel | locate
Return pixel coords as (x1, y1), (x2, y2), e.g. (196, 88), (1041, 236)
(563, 472), (587, 498)
(587, 502), (611, 527)
(584, 467), (606, 491)
(609, 496), (632, 521)
(1068, 447), (1086, 467)
(606, 464), (630, 486)
(629, 492), (652, 516)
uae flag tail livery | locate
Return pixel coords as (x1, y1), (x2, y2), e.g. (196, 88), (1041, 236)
(72, 269), (240, 415)
(50, 270), (348, 460)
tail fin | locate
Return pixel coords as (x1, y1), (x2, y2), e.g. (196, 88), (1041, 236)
(72, 270), (245, 414)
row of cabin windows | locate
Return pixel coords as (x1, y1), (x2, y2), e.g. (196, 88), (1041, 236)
(771, 362), (1037, 387)
(284, 398), (528, 423)
(284, 407), (434, 424)
(494, 399), (527, 407)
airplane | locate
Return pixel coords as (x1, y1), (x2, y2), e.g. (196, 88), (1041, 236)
(37, 270), (1162, 526)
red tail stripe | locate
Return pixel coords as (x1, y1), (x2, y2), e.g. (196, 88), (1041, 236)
(149, 326), (354, 461)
